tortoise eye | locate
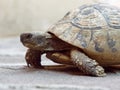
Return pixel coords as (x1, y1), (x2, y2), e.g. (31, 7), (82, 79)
(20, 33), (33, 42)
(25, 33), (33, 39)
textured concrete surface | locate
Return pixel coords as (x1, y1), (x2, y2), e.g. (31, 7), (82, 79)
(0, 37), (120, 90)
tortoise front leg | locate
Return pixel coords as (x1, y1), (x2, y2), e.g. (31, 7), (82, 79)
(71, 49), (106, 77)
(25, 49), (43, 68)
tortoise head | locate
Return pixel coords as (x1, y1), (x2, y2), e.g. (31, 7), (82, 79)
(20, 32), (52, 51)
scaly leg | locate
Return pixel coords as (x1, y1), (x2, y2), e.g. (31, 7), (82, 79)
(71, 49), (106, 76)
(25, 49), (43, 68)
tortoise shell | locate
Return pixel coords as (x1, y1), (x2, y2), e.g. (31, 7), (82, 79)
(48, 3), (120, 65)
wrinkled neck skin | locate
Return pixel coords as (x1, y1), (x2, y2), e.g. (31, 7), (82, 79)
(21, 32), (72, 53)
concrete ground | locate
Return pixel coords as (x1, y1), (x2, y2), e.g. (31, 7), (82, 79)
(0, 37), (120, 90)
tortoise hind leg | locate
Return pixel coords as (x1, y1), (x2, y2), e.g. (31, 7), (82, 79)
(25, 49), (43, 68)
(70, 49), (106, 77)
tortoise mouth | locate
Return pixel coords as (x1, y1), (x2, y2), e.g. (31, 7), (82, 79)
(24, 43), (35, 48)
(24, 43), (46, 51)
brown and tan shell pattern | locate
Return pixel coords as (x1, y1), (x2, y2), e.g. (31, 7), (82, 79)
(48, 3), (120, 65)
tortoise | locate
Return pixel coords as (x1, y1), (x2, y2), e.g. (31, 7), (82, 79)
(20, 3), (120, 77)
